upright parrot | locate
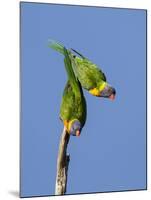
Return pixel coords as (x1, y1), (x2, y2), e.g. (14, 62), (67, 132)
(49, 40), (116, 100)
(59, 47), (87, 136)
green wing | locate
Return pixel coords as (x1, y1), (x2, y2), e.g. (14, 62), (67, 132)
(71, 48), (107, 81)
(60, 81), (75, 121)
(72, 56), (106, 90)
(60, 81), (87, 126)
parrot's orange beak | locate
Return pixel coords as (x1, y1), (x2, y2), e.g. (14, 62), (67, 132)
(76, 130), (80, 137)
(109, 94), (115, 100)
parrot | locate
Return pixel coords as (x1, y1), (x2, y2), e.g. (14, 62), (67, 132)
(59, 47), (87, 137)
(48, 40), (116, 100)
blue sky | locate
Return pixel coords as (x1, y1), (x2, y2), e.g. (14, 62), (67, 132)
(20, 2), (146, 197)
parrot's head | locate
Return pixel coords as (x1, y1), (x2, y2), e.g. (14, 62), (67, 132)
(99, 82), (116, 100)
(68, 119), (82, 137)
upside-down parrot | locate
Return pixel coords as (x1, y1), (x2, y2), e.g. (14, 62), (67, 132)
(59, 47), (87, 137)
(48, 40), (116, 100)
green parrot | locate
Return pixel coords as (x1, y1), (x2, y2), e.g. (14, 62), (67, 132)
(59, 47), (87, 137)
(49, 40), (116, 100)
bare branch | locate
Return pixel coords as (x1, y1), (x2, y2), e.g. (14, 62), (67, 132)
(55, 127), (70, 195)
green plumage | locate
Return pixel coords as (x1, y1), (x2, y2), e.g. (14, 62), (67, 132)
(49, 40), (107, 91)
(60, 81), (86, 126)
(70, 55), (106, 91)
(59, 47), (87, 129)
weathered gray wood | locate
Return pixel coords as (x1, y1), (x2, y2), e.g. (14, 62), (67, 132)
(55, 127), (70, 195)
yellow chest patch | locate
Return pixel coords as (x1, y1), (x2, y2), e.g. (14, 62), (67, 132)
(63, 119), (77, 134)
(89, 82), (107, 96)
(89, 88), (100, 96)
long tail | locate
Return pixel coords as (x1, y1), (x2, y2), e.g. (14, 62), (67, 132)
(49, 40), (82, 94)
(48, 40), (65, 55)
(48, 40), (76, 84)
(63, 47), (82, 95)
(64, 47), (77, 85)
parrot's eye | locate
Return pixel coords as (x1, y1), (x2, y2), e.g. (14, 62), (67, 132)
(112, 88), (116, 95)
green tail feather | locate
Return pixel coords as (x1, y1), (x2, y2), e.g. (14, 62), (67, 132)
(49, 40), (83, 94)
(63, 47), (77, 85)
(48, 39), (65, 55)
(48, 40), (77, 85)
(63, 47), (82, 95)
